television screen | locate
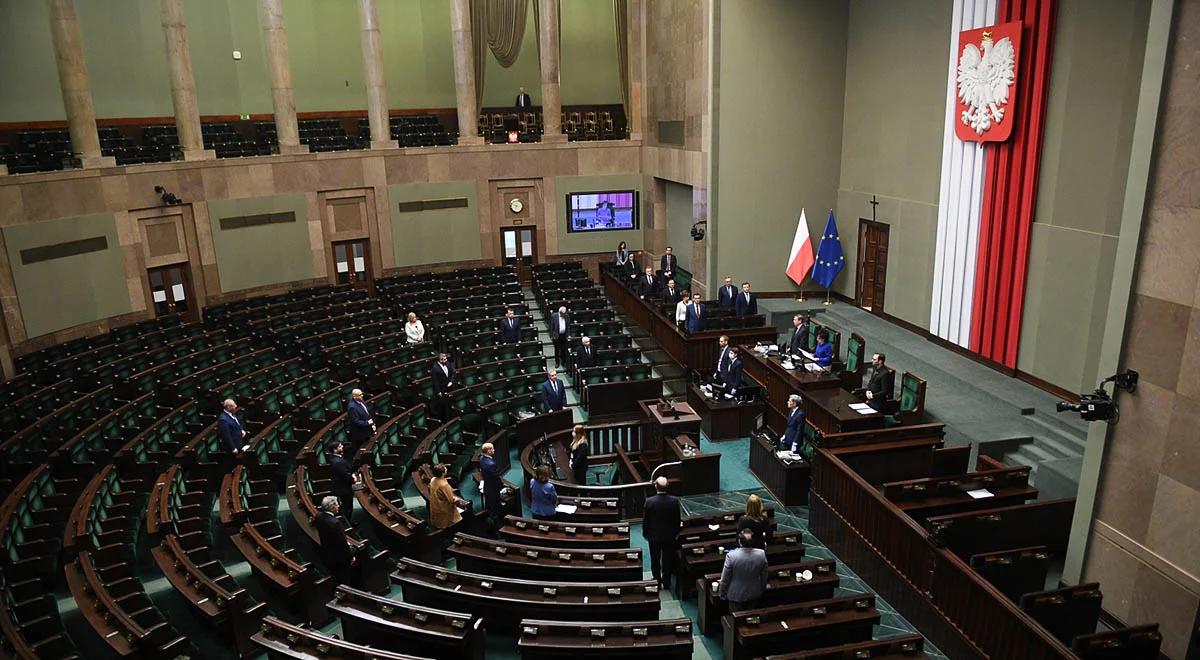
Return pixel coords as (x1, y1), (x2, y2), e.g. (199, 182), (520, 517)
(566, 191), (638, 232)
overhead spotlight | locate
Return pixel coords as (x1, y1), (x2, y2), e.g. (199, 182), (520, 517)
(154, 185), (182, 206)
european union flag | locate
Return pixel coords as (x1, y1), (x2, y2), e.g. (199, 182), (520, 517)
(811, 210), (845, 289)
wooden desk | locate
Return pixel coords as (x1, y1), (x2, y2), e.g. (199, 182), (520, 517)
(638, 401), (719, 495)
(802, 388), (885, 435)
(749, 435), (810, 506)
(516, 409), (574, 451)
(687, 384), (763, 441)
(739, 348), (840, 433)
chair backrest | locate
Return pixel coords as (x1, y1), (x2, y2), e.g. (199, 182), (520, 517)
(899, 371), (926, 416)
(845, 333), (864, 374)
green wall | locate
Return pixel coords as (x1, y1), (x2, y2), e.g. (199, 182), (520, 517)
(835, 0), (950, 328)
(1016, 0), (1151, 392)
(714, 0), (848, 290)
(207, 193), (314, 293)
(665, 181), (694, 273)
(555, 173), (645, 255)
(3, 214), (132, 339)
(0, 0), (618, 122)
(388, 181), (482, 267)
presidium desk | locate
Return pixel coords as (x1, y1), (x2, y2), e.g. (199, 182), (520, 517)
(738, 346), (841, 433)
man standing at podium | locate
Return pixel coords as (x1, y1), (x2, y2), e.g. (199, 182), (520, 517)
(787, 314), (810, 355)
(781, 394), (806, 453)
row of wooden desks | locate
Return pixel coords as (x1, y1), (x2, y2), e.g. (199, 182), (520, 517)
(739, 347), (884, 435)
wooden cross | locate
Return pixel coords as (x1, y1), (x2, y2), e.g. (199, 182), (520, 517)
(869, 195), (879, 222)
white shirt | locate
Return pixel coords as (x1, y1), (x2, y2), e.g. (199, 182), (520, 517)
(439, 363), (450, 377)
(675, 300), (688, 322)
(405, 320), (425, 343)
(558, 316), (567, 333)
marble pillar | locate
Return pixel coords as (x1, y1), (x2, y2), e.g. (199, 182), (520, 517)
(626, 0), (645, 141)
(160, 0), (214, 160)
(536, 0), (565, 142)
(46, 0), (114, 168)
(259, 0), (307, 154)
(449, 0), (483, 145)
(357, 0), (397, 149)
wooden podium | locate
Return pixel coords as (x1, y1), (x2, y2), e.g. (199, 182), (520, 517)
(637, 400), (720, 495)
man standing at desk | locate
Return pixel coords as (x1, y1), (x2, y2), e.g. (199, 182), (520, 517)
(787, 315), (810, 355)
(714, 335), (732, 386)
(515, 86), (532, 108)
(684, 293), (705, 333)
(662, 279), (681, 306)
(549, 306), (571, 368)
(638, 266), (659, 299)
(542, 369), (566, 412)
(813, 331), (834, 367)
(718, 277), (737, 309)
(660, 246), (678, 281)
(864, 353), (893, 411)
(723, 348), (744, 397)
(781, 394), (806, 453)
(735, 282), (758, 317)
(499, 308), (522, 343)
(575, 336), (596, 371)
(480, 442), (503, 527)
(642, 477), (681, 589)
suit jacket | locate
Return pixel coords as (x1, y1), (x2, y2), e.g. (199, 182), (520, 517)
(615, 249), (631, 267)
(217, 411), (244, 452)
(431, 361), (456, 395)
(814, 341), (834, 367)
(499, 317), (522, 343)
(660, 254), (677, 277)
(480, 454), (502, 499)
(549, 312), (571, 341)
(516, 92), (532, 108)
(641, 492), (681, 544)
(782, 406), (806, 452)
(717, 284), (737, 309)
(347, 398), (372, 434)
(735, 291), (758, 316)
(542, 379), (566, 411)
(865, 366), (894, 404)
(787, 324), (809, 355)
(638, 273), (660, 298)
(575, 344), (597, 369)
(328, 453), (354, 499)
(719, 547), (768, 602)
(661, 287), (681, 305)
(315, 511), (353, 568)
(429, 477), (462, 529)
(684, 303), (705, 333)
(715, 346), (733, 381)
(725, 358), (744, 395)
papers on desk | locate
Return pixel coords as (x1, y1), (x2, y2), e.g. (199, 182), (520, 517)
(456, 506), (467, 514)
(848, 403), (875, 415)
(966, 489), (994, 500)
(799, 349), (817, 362)
(707, 523), (720, 532)
(802, 362), (826, 373)
(555, 504), (578, 515)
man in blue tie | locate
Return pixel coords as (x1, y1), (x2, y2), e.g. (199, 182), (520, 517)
(814, 331), (834, 368)
(542, 369), (566, 412)
(781, 394), (806, 453)
(218, 399), (248, 467)
(717, 277), (737, 309)
(685, 293), (705, 333)
(346, 389), (375, 457)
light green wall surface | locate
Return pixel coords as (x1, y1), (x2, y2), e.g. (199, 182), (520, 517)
(555, 173), (645, 255)
(665, 181), (694, 273)
(0, 0), (618, 121)
(714, 0), (848, 290)
(1016, 0), (1150, 392)
(207, 193), (314, 293)
(834, 0), (950, 328)
(387, 181), (482, 267)
(3, 214), (132, 339)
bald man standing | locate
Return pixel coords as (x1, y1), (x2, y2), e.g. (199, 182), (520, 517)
(217, 399), (248, 471)
(642, 477), (681, 589)
(346, 389), (375, 457)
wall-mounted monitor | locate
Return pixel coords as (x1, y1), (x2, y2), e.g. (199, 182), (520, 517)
(566, 190), (639, 232)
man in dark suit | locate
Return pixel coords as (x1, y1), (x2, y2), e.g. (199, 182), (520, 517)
(787, 314), (810, 356)
(661, 279), (681, 306)
(515, 86), (532, 108)
(542, 369), (567, 412)
(429, 353), (455, 420)
(717, 277), (737, 309)
(316, 496), (354, 585)
(713, 335), (732, 386)
(660, 246), (678, 282)
(638, 266), (659, 299)
(642, 477), (681, 588)
(575, 336), (597, 371)
(735, 282), (758, 317)
(723, 348), (745, 397)
(327, 441), (358, 521)
(479, 442), (503, 527)
(499, 308), (522, 343)
(863, 353), (894, 411)
(684, 293), (705, 333)
(781, 394), (806, 453)
(218, 399), (248, 464)
(549, 306), (571, 368)
(346, 389), (375, 457)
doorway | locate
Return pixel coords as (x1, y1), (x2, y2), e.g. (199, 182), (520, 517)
(332, 239), (371, 289)
(501, 227), (537, 285)
(147, 264), (196, 321)
(856, 219), (889, 313)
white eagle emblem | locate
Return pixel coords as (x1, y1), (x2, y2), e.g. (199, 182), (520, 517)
(957, 31), (1017, 135)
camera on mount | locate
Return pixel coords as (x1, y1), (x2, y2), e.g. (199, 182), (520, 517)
(690, 221), (706, 241)
(1054, 369), (1137, 424)
(154, 185), (182, 206)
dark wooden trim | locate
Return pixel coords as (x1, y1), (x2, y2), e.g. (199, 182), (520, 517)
(1014, 370), (1081, 405)
(1096, 608), (1174, 660)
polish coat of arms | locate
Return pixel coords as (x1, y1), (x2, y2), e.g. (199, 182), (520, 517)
(955, 21), (1022, 143)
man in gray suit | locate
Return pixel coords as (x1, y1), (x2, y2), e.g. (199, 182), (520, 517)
(719, 529), (769, 611)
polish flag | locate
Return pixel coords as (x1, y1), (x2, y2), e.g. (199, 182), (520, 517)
(786, 209), (815, 285)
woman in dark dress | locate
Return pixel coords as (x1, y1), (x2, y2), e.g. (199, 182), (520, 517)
(736, 494), (771, 549)
(569, 424), (589, 485)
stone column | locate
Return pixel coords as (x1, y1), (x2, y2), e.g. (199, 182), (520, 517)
(536, 0), (565, 142)
(357, 0), (397, 149)
(46, 0), (114, 167)
(160, 0), (213, 160)
(259, 0), (307, 154)
(626, 0), (645, 141)
(449, 0), (483, 145)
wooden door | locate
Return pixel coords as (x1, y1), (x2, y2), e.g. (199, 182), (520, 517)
(332, 239), (372, 290)
(147, 264), (197, 321)
(856, 220), (889, 313)
(501, 227), (537, 285)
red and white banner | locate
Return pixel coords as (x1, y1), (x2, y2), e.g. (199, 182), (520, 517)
(785, 209), (815, 286)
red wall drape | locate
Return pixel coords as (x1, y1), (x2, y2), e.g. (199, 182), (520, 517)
(969, 0), (1057, 367)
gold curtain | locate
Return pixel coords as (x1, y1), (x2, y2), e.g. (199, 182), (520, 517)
(614, 0), (629, 119)
(470, 0), (531, 112)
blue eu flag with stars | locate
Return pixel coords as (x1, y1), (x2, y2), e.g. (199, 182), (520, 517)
(811, 210), (844, 289)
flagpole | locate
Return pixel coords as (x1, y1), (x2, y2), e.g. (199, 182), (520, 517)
(824, 286), (833, 306)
